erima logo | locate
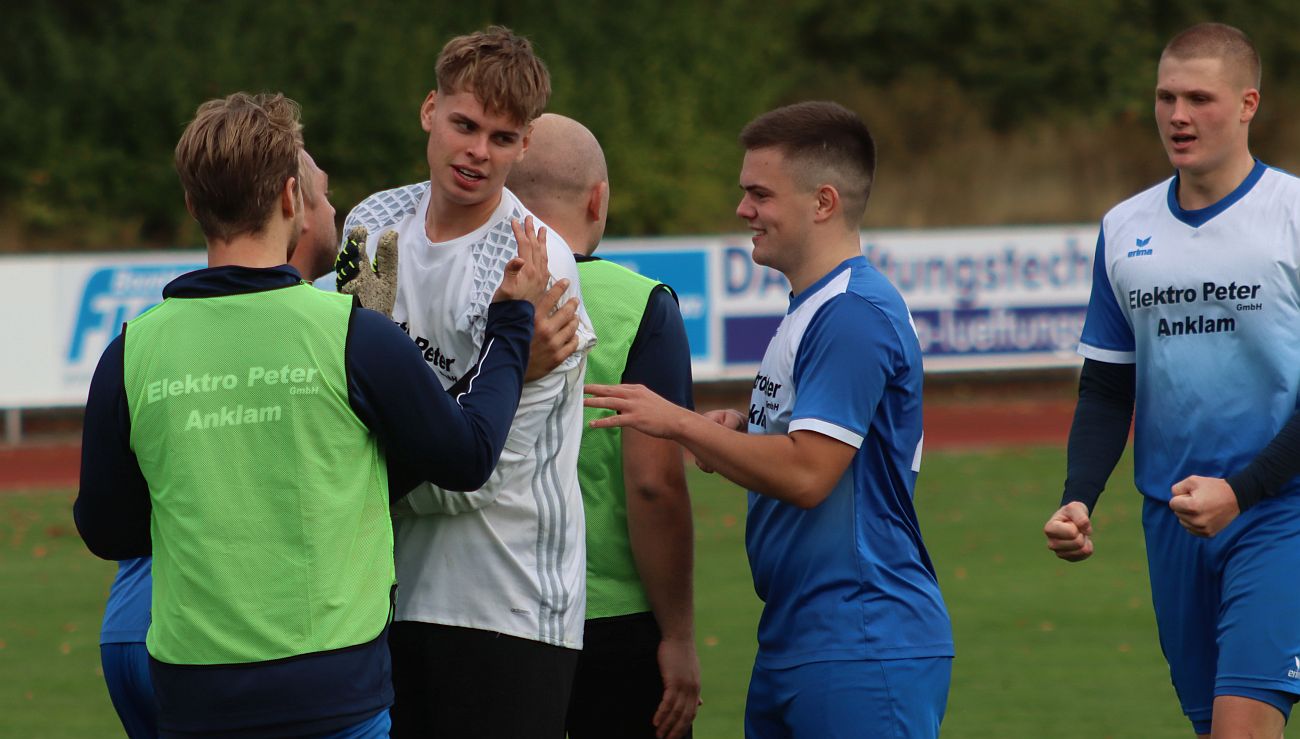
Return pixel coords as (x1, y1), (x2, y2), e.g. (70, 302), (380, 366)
(1127, 236), (1153, 258)
(1289, 657), (1300, 679)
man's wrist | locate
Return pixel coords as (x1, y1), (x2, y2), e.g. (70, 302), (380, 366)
(1226, 470), (1263, 511)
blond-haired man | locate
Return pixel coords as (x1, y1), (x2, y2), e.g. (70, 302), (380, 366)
(75, 91), (547, 737)
(340, 27), (594, 738)
(1045, 23), (1300, 737)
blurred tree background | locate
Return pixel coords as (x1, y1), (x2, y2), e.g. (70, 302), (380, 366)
(4, 0), (1300, 252)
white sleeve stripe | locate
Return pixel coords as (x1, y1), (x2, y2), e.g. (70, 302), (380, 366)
(1077, 343), (1136, 364)
(454, 337), (495, 407)
(788, 418), (865, 448)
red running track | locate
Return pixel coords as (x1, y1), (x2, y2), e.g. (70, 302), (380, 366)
(0, 400), (1076, 491)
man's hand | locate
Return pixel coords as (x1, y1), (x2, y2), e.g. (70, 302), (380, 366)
(584, 383), (693, 439)
(523, 279), (580, 382)
(1169, 475), (1240, 537)
(494, 216), (550, 306)
(336, 226), (399, 318)
(690, 409), (746, 473)
(1044, 501), (1094, 562)
(652, 637), (701, 739)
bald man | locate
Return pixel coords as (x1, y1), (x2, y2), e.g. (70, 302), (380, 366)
(508, 114), (700, 739)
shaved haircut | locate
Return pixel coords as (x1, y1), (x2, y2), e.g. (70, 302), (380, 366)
(1163, 22), (1261, 90)
(508, 113), (607, 204)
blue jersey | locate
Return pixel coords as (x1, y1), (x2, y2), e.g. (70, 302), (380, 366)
(745, 256), (953, 668)
(100, 557), (151, 644)
(1079, 161), (1300, 502)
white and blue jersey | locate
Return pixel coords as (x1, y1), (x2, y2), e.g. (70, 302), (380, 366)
(1079, 161), (1300, 502)
(745, 256), (953, 669)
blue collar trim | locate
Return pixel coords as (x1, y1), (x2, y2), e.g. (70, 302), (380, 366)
(789, 256), (865, 313)
(1166, 159), (1267, 228)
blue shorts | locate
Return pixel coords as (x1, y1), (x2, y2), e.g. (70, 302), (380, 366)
(314, 709), (390, 739)
(101, 642), (157, 738)
(745, 657), (951, 738)
(1143, 495), (1300, 733)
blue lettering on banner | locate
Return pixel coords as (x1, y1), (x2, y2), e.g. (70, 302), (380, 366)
(723, 247), (790, 297)
(909, 305), (1086, 355)
(721, 307), (1085, 366)
(600, 250), (710, 359)
(67, 264), (202, 366)
(862, 239), (1092, 307)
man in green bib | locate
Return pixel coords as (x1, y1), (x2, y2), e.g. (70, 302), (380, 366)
(75, 91), (550, 738)
(508, 114), (700, 739)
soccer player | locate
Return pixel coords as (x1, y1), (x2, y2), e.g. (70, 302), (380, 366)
(507, 114), (701, 739)
(1043, 23), (1300, 738)
(75, 91), (548, 737)
(339, 27), (593, 738)
(93, 145), (341, 739)
(288, 149), (339, 280)
(584, 101), (953, 738)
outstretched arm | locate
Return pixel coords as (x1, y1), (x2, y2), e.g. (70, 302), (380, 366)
(586, 385), (855, 509)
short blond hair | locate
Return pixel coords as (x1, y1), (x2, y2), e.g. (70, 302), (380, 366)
(1163, 23), (1261, 90)
(175, 92), (303, 242)
(436, 26), (550, 125)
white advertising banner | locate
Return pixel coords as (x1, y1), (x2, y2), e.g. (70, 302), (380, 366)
(599, 224), (1097, 379)
(1, 225), (1096, 409)
(1, 252), (204, 408)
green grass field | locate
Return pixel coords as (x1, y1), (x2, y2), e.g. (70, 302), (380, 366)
(0, 447), (1188, 738)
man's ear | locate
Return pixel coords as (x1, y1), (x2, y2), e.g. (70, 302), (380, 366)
(812, 183), (840, 224)
(184, 191), (197, 221)
(586, 181), (609, 223)
(280, 176), (300, 219)
(419, 90), (437, 133)
(516, 121), (533, 163)
(1241, 87), (1260, 123)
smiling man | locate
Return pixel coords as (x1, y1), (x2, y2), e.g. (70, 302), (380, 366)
(339, 26), (593, 739)
(1044, 22), (1300, 738)
(585, 101), (953, 738)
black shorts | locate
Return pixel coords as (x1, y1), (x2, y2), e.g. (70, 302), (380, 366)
(389, 621), (579, 739)
(566, 611), (691, 739)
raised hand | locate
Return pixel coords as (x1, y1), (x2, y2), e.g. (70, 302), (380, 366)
(584, 383), (692, 440)
(523, 279), (581, 382)
(336, 226), (399, 318)
(1043, 501), (1095, 562)
(494, 216), (550, 307)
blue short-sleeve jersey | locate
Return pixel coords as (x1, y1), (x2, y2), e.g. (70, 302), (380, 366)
(1079, 161), (1300, 502)
(745, 256), (953, 668)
